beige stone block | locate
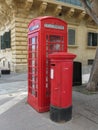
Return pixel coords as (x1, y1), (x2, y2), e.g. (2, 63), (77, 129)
(16, 13), (28, 18)
(15, 41), (27, 46)
(21, 42), (27, 46)
(12, 46), (27, 50)
(11, 37), (15, 41)
(11, 19), (15, 24)
(10, 26), (14, 32)
(21, 59), (27, 63)
(28, 14), (35, 19)
(15, 22), (28, 28)
(12, 57), (15, 61)
(12, 54), (16, 58)
(22, 51), (28, 55)
(15, 32), (27, 37)
(15, 17), (30, 24)
(15, 28), (28, 33)
(11, 33), (15, 38)
(12, 51), (16, 54)
(15, 37), (27, 42)
(11, 41), (16, 46)
(16, 55), (27, 59)
(11, 38), (16, 42)
(13, 64), (27, 72)
(11, 23), (15, 29)
(5, 48), (12, 52)
(12, 50), (22, 55)
(11, 28), (16, 33)
(24, 19), (30, 24)
(15, 17), (25, 23)
(21, 33), (27, 37)
(12, 59), (22, 63)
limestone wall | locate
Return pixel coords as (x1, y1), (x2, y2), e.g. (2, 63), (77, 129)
(0, 0), (97, 72)
(68, 23), (97, 65)
(11, 10), (36, 72)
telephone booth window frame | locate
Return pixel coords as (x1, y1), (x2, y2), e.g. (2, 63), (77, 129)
(45, 33), (66, 93)
(28, 33), (38, 97)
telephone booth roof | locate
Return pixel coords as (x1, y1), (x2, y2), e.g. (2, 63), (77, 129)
(28, 16), (67, 34)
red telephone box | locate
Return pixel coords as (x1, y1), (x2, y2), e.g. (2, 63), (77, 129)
(27, 16), (68, 112)
(49, 52), (76, 122)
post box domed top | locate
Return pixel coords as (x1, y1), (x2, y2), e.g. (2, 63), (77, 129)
(48, 52), (76, 60)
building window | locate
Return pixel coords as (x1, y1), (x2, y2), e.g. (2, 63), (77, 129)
(1, 35), (5, 49)
(56, 0), (82, 6)
(88, 32), (98, 46)
(68, 29), (75, 45)
(1, 30), (11, 50)
(88, 59), (94, 65)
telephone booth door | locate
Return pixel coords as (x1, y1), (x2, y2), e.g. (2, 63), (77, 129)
(43, 32), (67, 108)
(45, 34), (66, 79)
(28, 32), (39, 111)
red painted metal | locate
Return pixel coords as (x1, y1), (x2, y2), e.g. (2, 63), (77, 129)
(49, 52), (76, 108)
(27, 16), (68, 112)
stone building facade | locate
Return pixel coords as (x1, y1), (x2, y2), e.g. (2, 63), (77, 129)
(0, 0), (98, 72)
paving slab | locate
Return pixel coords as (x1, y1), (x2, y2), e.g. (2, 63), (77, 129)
(0, 91), (98, 130)
(0, 73), (98, 130)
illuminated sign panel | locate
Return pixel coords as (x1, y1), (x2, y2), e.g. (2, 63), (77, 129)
(29, 24), (39, 32)
(44, 23), (64, 30)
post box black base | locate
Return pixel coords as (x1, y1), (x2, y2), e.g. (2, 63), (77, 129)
(50, 105), (72, 122)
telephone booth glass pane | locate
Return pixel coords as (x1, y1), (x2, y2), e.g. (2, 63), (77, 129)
(46, 34), (65, 94)
(31, 36), (38, 96)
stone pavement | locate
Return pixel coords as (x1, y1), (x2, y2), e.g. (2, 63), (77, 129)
(0, 72), (98, 130)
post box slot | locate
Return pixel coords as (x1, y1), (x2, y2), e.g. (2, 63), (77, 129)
(51, 64), (55, 66)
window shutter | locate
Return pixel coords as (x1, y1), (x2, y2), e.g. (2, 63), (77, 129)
(88, 32), (92, 46)
(0, 36), (1, 49)
(68, 29), (75, 45)
(7, 30), (11, 48)
(1, 36), (3, 49)
(88, 32), (98, 46)
(2, 31), (11, 49)
(93, 33), (97, 46)
(1, 34), (5, 49)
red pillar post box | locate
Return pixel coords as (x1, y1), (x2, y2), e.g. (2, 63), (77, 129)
(49, 52), (76, 122)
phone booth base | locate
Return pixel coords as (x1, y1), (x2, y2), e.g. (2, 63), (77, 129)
(50, 105), (72, 122)
(49, 52), (76, 122)
(28, 94), (49, 112)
